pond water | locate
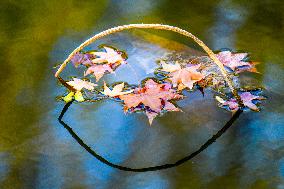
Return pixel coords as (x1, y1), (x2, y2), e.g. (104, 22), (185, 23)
(0, 1), (283, 189)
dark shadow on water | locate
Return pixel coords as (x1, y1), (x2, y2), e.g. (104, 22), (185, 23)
(58, 100), (243, 172)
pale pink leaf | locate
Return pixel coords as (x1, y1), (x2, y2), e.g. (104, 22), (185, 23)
(84, 64), (114, 81)
(66, 78), (97, 91)
(101, 82), (133, 97)
(91, 46), (125, 65)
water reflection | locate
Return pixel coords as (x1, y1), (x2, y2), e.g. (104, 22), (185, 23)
(210, 0), (247, 49)
(58, 99), (242, 172)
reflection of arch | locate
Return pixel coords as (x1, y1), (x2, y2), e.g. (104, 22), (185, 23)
(58, 100), (243, 172)
(54, 24), (243, 105)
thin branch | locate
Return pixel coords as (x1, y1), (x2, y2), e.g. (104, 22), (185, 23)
(57, 76), (76, 92)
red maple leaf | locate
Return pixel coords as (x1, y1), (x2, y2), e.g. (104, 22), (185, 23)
(119, 79), (183, 125)
(216, 51), (258, 73)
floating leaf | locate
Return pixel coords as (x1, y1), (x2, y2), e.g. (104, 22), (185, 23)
(62, 91), (85, 102)
(84, 64), (114, 81)
(63, 92), (75, 103)
(216, 92), (265, 112)
(216, 51), (258, 73)
(91, 46), (126, 65)
(63, 78), (97, 103)
(58, 40), (265, 125)
(74, 91), (84, 102)
(101, 82), (133, 97)
(119, 79), (183, 125)
(157, 53), (238, 92)
(160, 61), (181, 72)
(66, 78), (97, 91)
(161, 62), (204, 90)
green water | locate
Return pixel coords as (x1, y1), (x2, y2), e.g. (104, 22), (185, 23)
(0, 0), (283, 188)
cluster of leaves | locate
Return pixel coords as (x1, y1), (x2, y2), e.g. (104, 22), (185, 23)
(71, 46), (126, 81)
(213, 51), (264, 112)
(156, 50), (265, 112)
(216, 91), (265, 112)
(159, 62), (204, 91)
(119, 79), (183, 125)
(60, 46), (265, 125)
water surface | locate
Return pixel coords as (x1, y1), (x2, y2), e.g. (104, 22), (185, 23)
(0, 0), (283, 188)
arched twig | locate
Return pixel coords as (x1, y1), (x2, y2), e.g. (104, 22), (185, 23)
(54, 24), (243, 106)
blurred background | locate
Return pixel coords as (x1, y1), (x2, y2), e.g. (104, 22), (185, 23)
(0, 0), (283, 188)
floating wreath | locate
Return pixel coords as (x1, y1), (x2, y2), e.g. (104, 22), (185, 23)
(55, 24), (265, 171)
(57, 42), (264, 124)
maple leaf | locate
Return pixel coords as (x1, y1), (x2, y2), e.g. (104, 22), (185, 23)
(216, 51), (258, 73)
(63, 91), (75, 103)
(216, 92), (265, 112)
(74, 91), (85, 102)
(101, 82), (133, 97)
(160, 61), (181, 72)
(63, 78), (96, 103)
(70, 53), (94, 67)
(70, 47), (127, 83)
(119, 79), (183, 125)
(145, 111), (158, 126)
(66, 78), (97, 91)
(161, 62), (205, 90)
(164, 101), (181, 112)
(84, 64), (114, 81)
(62, 91), (84, 103)
(91, 46), (126, 65)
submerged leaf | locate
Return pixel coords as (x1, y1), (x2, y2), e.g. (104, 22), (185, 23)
(70, 53), (94, 67)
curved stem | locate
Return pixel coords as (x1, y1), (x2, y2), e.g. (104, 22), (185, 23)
(58, 101), (243, 172)
(54, 24), (243, 105)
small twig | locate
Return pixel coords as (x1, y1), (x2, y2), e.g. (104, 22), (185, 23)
(57, 76), (76, 92)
